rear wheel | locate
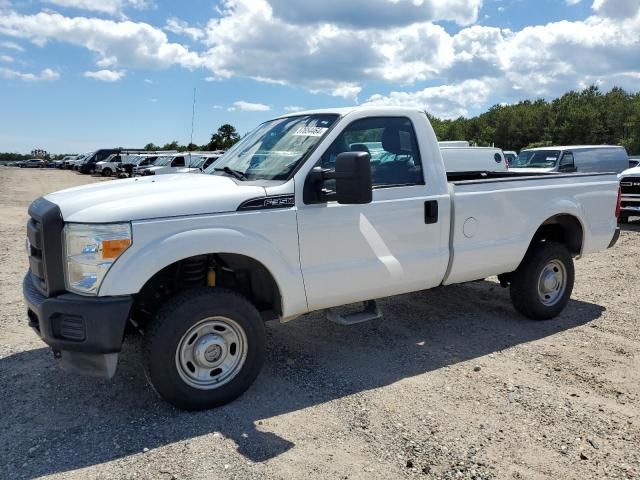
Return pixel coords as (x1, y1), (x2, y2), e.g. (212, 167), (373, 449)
(144, 287), (266, 410)
(619, 216), (629, 224)
(509, 241), (574, 320)
(102, 168), (112, 177)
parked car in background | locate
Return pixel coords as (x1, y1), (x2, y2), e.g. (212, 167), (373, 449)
(153, 154), (223, 175)
(61, 155), (81, 169)
(79, 149), (151, 174)
(618, 164), (640, 223)
(117, 155), (159, 178)
(440, 147), (508, 173)
(511, 145), (628, 174)
(136, 154), (188, 176)
(23, 107), (621, 410)
(503, 150), (517, 165)
(95, 153), (139, 177)
(20, 159), (45, 168)
(629, 157), (640, 169)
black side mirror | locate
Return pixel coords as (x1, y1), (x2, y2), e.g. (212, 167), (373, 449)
(334, 151), (372, 204)
(303, 151), (373, 205)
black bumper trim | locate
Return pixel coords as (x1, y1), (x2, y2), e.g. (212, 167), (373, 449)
(23, 273), (133, 354)
(608, 227), (620, 249)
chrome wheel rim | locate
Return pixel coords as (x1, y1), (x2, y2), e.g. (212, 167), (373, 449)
(175, 316), (248, 390)
(537, 259), (567, 306)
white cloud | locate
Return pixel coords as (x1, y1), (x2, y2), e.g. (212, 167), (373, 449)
(0, 11), (202, 70)
(267, 0), (483, 27)
(0, 66), (60, 81)
(84, 68), (125, 81)
(363, 78), (494, 118)
(0, 54), (13, 62)
(566, 0), (582, 5)
(212, 104), (222, 109)
(41, 0), (152, 16)
(0, 40), (23, 51)
(143, 78), (152, 83)
(592, 0), (640, 18)
(230, 100), (271, 111)
(284, 105), (304, 112)
(148, 97), (157, 102)
(164, 17), (204, 40)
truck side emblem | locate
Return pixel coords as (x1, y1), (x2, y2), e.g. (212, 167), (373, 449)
(238, 195), (295, 211)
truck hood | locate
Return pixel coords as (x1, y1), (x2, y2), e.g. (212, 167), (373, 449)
(44, 174), (266, 223)
(619, 166), (640, 179)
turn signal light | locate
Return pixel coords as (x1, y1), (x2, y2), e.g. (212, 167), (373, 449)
(102, 238), (131, 259)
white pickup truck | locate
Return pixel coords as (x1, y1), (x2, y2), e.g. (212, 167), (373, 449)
(23, 107), (621, 410)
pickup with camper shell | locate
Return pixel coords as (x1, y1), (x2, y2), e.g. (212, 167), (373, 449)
(23, 107), (621, 410)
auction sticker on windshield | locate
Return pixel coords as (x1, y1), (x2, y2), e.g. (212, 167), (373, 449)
(293, 127), (328, 137)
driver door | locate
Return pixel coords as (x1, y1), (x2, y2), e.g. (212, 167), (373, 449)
(295, 114), (449, 311)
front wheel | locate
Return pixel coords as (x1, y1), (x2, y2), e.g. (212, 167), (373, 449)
(144, 287), (266, 410)
(509, 241), (574, 320)
(102, 168), (112, 177)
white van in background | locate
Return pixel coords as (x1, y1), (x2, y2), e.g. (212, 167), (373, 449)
(511, 146), (628, 174)
(440, 147), (508, 173)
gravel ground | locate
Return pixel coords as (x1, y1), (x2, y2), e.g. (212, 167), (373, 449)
(0, 167), (638, 480)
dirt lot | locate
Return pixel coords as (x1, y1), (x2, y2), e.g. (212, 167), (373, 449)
(0, 167), (638, 480)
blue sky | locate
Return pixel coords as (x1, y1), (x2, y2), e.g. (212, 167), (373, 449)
(0, 0), (638, 153)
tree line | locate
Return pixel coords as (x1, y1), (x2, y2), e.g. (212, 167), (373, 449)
(143, 124), (241, 153)
(430, 86), (640, 154)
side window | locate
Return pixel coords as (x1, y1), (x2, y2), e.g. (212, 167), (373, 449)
(172, 156), (185, 167)
(559, 153), (574, 169)
(320, 116), (424, 187)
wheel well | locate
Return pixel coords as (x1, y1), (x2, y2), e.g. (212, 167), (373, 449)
(530, 214), (584, 255)
(131, 253), (282, 326)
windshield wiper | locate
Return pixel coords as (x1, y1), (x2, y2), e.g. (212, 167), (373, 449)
(214, 166), (246, 180)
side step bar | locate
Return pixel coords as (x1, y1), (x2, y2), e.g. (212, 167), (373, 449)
(326, 300), (383, 325)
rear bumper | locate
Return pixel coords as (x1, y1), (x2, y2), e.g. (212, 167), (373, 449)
(23, 273), (133, 377)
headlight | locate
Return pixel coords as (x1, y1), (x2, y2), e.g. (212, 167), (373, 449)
(64, 223), (132, 295)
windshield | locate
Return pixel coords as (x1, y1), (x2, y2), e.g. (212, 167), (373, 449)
(204, 114), (339, 180)
(511, 150), (561, 168)
(188, 157), (207, 168)
(152, 156), (175, 166)
(82, 151), (96, 164)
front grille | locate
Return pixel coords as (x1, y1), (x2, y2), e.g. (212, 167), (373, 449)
(27, 197), (65, 297)
(620, 177), (640, 195)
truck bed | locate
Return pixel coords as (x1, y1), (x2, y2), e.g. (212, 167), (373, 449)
(442, 171), (619, 285)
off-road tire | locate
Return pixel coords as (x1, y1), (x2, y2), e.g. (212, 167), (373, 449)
(144, 287), (266, 410)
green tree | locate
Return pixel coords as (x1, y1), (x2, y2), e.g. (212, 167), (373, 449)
(144, 143), (159, 151)
(162, 141), (181, 151)
(207, 124), (240, 150)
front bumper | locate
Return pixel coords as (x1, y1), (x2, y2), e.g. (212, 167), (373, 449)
(23, 273), (133, 378)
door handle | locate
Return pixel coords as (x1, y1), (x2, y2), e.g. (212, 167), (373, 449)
(424, 200), (438, 224)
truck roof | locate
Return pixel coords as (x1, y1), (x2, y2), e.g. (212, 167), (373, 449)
(523, 145), (624, 151)
(277, 106), (426, 118)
